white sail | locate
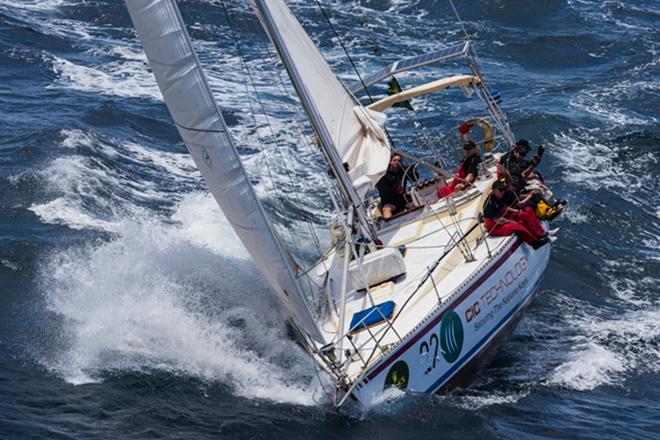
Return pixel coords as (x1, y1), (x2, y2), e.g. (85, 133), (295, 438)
(124, 0), (323, 342)
(251, 0), (391, 197)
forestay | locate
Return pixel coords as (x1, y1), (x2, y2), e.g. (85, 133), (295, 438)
(251, 0), (391, 196)
(124, 0), (324, 342)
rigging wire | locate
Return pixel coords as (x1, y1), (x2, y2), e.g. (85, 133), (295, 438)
(448, 0), (471, 43)
(315, 0), (405, 154)
(354, 0), (445, 158)
(445, 0), (485, 70)
(314, 0), (374, 103)
(220, 0), (348, 302)
(444, 0), (515, 150)
(219, 0), (309, 260)
(256, 31), (347, 250)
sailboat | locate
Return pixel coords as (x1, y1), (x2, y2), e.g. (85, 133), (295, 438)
(124, 0), (554, 407)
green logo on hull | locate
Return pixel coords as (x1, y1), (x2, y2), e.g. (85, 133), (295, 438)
(440, 311), (464, 363)
(384, 360), (409, 390)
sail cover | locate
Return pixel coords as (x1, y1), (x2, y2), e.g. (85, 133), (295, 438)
(252, 0), (391, 196)
(124, 0), (324, 342)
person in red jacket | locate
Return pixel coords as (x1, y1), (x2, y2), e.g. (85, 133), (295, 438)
(437, 141), (482, 199)
(483, 180), (558, 249)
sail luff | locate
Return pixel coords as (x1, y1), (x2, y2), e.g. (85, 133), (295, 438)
(124, 0), (324, 342)
(250, 0), (391, 203)
(252, 0), (357, 208)
(252, 0), (389, 240)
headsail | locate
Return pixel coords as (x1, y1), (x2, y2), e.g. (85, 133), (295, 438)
(124, 0), (323, 342)
(251, 0), (391, 197)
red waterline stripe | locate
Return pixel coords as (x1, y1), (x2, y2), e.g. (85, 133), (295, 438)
(365, 238), (523, 382)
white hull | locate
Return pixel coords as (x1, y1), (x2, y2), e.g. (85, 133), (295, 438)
(334, 234), (550, 405)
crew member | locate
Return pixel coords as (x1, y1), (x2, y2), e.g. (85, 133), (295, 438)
(437, 141), (482, 199)
(498, 140), (534, 193)
(483, 180), (557, 249)
(498, 139), (565, 217)
(376, 153), (410, 219)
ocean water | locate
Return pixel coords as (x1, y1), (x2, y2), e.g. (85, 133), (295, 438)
(1, 0), (658, 438)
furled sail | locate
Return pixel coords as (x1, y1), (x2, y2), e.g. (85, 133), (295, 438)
(251, 0), (391, 197)
(124, 0), (323, 342)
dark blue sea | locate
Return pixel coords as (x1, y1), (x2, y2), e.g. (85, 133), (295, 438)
(1, 0), (658, 438)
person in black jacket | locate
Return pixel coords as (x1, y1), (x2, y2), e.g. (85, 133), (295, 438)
(498, 139), (565, 215)
(376, 153), (410, 219)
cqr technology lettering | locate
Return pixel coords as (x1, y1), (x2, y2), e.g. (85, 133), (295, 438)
(464, 256), (528, 323)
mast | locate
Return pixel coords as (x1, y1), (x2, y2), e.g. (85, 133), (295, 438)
(252, 0), (378, 239)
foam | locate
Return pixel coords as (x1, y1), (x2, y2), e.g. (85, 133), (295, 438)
(30, 197), (121, 232)
(550, 130), (640, 193)
(120, 140), (197, 180)
(549, 341), (625, 391)
(541, 288), (660, 391)
(454, 283), (660, 396)
(48, 54), (162, 101)
(171, 192), (250, 259)
(29, 130), (204, 232)
(561, 199), (590, 224)
(356, 386), (408, 415)
(604, 259), (658, 306)
(0, 2), (95, 41)
(549, 305), (660, 390)
(58, 129), (95, 150)
(0, 259), (20, 271)
(446, 390), (529, 409)
(40, 210), (326, 405)
(28, 155), (124, 232)
(569, 80), (658, 126)
(0, 0), (72, 12)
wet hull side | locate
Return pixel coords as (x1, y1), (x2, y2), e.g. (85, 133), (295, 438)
(435, 287), (536, 394)
(348, 237), (550, 405)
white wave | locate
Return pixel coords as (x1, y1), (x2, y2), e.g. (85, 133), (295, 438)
(486, 283), (660, 395)
(604, 259), (659, 307)
(549, 341), (625, 391)
(171, 192), (250, 259)
(570, 97), (653, 127)
(0, 0), (73, 12)
(30, 197), (121, 232)
(0, 2), (96, 41)
(447, 390), (529, 409)
(58, 129), (95, 150)
(28, 129), (204, 231)
(48, 54), (162, 101)
(561, 198), (590, 224)
(355, 386), (408, 416)
(542, 290), (660, 391)
(567, 0), (658, 33)
(28, 155), (124, 231)
(121, 140), (197, 180)
(569, 80), (658, 126)
(550, 130), (641, 193)
(91, 45), (149, 63)
(549, 306), (660, 390)
(40, 202), (325, 405)
(0, 259), (20, 271)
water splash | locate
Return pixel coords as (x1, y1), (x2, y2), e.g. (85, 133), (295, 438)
(39, 201), (327, 405)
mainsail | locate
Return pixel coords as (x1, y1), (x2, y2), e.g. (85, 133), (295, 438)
(251, 0), (391, 198)
(124, 0), (324, 342)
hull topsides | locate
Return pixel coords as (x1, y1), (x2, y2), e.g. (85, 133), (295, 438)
(342, 234), (550, 404)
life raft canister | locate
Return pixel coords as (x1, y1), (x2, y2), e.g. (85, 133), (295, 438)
(458, 118), (495, 152)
